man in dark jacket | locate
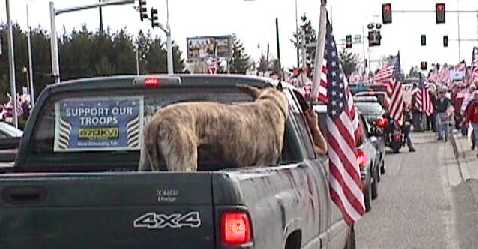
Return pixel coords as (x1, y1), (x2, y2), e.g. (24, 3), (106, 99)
(402, 107), (416, 152)
(435, 89), (452, 141)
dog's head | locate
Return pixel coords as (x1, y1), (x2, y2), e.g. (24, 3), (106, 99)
(238, 83), (289, 118)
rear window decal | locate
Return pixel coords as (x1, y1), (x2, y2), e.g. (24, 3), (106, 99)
(54, 96), (144, 152)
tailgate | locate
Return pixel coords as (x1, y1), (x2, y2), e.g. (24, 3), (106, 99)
(0, 172), (215, 249)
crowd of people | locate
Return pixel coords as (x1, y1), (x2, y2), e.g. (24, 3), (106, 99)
(421, 78), (478, 157)
(0, 90), (32, 129)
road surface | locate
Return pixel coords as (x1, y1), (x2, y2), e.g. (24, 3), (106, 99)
(356, 132), (478, 249)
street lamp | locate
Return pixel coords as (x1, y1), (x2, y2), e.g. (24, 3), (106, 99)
(22, 66), (29, 85)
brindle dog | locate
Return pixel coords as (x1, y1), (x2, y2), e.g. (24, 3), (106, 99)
(138, 83), (289, 172)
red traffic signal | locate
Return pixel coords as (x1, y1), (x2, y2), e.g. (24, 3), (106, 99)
(436, 3), (445, 24)
(421, 34), (426, 46)
(382, 3), (392, 24)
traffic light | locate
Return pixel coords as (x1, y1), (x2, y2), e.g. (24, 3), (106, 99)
(346, 35), (352, 48)
(420, 61), (428, 71)
(443, 35), (448, 47)
(382, 3), (392, 24)
(436, 3), (445, 24)
(150, 8), (159, 28)
(421, 34), (426, 46)
(138, 0), (148, 21)
(367, 30), (382, 47)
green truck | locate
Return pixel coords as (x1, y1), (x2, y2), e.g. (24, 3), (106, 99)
(0, 75), (355, 249)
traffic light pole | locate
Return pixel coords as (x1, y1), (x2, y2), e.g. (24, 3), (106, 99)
(389, 8), (478, 62)
(166, 0), (173, 75)
(49, 0), (135, 83)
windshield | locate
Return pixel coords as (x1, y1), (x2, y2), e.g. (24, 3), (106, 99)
(355, 102), (384, 115)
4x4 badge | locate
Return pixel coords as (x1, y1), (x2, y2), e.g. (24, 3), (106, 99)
(133, 211), (201, 229)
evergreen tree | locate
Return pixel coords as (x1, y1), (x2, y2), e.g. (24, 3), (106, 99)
(339, 48), (359, 78)
(291, 14), (317, 67)
(228, 37), (250, 74)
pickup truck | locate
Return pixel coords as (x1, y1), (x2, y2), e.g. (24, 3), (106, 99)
(0, 75), (355, 249)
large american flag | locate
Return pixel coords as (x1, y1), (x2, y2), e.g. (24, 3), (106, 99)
(373, 53), (404, 124)
(389, 53), (404, 124)
(323, 19), (365, 225)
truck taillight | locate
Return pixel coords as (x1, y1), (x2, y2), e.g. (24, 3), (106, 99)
(221, 212), (252, 246)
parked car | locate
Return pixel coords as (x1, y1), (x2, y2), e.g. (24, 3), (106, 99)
(353, 99), (386, 174)
(313, 104), (380, 212)
(0, 75), (356, 249)
(0, 121), (23, 162)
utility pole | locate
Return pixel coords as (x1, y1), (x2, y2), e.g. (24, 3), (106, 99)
(6, 0), (18, 128)
(166, 0), (174, 74)
(26, 2), (35, 107)
(275, 18), (282, 79)
(457, 0), (462, 61)
(99, 0), (104, 33)
(135, 44), (140, 75)
(49, 2), (60, 83)
(362, 25), (367, 75)
(295, 0), (300, 68)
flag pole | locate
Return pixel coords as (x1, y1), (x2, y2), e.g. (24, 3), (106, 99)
(311, 0), (328, 106)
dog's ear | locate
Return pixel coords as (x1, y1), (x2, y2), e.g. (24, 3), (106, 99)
(276, 82), (284, 92)
(237, 84), (261, 99)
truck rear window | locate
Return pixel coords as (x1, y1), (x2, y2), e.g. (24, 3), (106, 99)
(27, 87), (300, 171)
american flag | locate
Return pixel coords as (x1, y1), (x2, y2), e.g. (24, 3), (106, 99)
(413, 79), (434, 116)
(373, 65), (394, 85)
(388, 52), (404, 125)
(323, 19), (365, 225)
(471, 47), (478, 83)
(438, 65), (451, 84)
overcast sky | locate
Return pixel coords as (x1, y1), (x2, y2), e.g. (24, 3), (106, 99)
(1, 0), (478, 72)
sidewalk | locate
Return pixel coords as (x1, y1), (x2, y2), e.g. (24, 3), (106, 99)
(451, 131), (478, 181)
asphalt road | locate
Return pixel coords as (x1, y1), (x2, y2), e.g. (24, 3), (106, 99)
(355, 132), (478, 249)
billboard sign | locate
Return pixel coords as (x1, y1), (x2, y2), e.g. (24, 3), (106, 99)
(187, 36), (233, 60)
